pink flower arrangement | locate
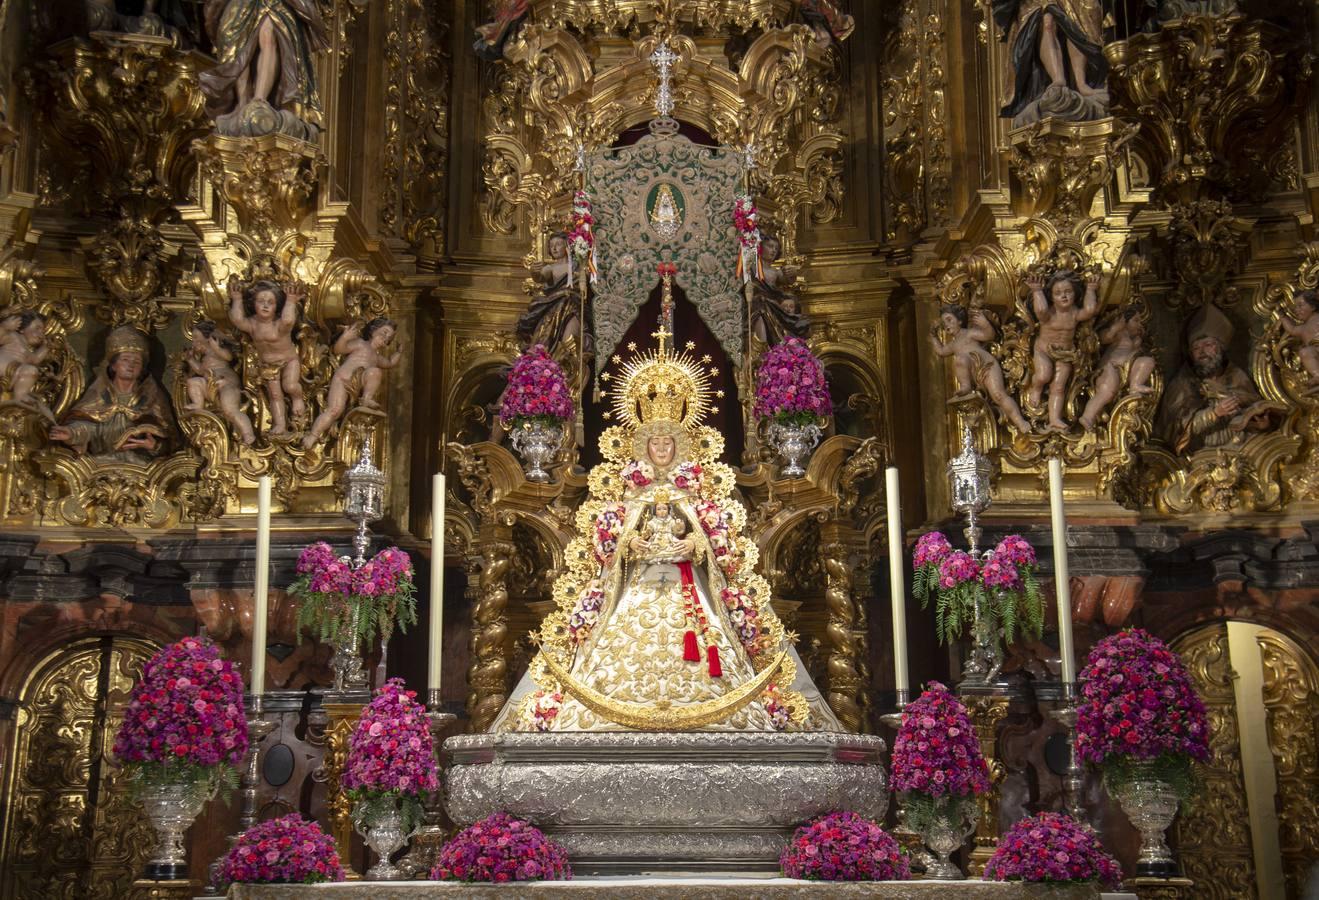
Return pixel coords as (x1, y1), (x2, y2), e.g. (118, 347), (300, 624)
(734, 195), (762, 283)
(753, 337), (831, 425)
(891, 681), (991, 801)
(432, 812), (572, 883)
(567, 191), (594, 264)
(694, 499), (736, 576)
(1075, 628), (1209, 799)
(499, 344), (574, 426)
(912, 533), (1044, 647)
(592, 504), (625, 564)
(292, 543), (418, 650)
(113, 635), (248, 791)
(527, 690), (563, 732)
(938, 550), (980, 589)
(672, 461), (702, 492)
(913, 531), (952, 569)
(620, 459), (654, 488)
(721, 586), (768, 657)
(779, 811), (909, 881)
(982, 812), (1121, 887)
(344, 679), (438, 832)
(216, 815), (344, 887)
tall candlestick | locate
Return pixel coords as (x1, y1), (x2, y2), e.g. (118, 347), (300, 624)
(1047, 457), (1076, 684)
(885, 467), (909, 694)
(428, 473), (446, 695)
(252, 475), (271, 696)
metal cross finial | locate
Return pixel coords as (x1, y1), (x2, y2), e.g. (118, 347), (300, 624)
(649, 41), (678, 118)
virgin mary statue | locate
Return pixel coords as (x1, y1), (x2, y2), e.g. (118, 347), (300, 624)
(495, 335), (839, 732)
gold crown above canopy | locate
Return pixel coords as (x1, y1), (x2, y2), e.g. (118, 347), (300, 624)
(604, 343), (712, 431)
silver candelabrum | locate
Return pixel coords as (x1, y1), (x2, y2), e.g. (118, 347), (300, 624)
(947, 425), (1003, 688)
(332, 439), (385, 694)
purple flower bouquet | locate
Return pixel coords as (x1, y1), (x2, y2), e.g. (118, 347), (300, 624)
(983, 812), (1121, 887)
(217, 815), (344, 887)
(112, 635), (248, 794)
(1075, 628), (1210, 799)
(344, 678), (439, 835)
(290, 542), (417, 657)
(753, 337), (831, 426)
(432, 812), (572, 883)
(499, 344), (574, 428)
(779, 811), (910, 881)
(911, 532), (1044, 647)
(891, 681), (990, 831)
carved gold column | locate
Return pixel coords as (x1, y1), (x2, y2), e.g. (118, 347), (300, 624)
(311, 699), (365, 879)
(467, 535), (514, 731)
(821, 527), (863, 733)
(962, 694), (1010, 877)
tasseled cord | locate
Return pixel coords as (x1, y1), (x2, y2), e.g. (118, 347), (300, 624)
(683, 630), (700, 662)
(707, 645), (722, 678)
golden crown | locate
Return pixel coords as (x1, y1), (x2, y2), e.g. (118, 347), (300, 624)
(603, 343), (713, 430)
(105, 325), (148, 359)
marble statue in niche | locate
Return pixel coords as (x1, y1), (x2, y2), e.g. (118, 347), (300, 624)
(227, 276), (307, 437)
(0, 312), (56, 422)
(1025, 269), (1100, 432)
(992, 0), (1110, 126)
(750, 233), (810, 346)
(184, 320), (256, 446)
(200, 0), (330, 139)
(1077, 305), (1156, 430)
(303, 317), (402, 449)
(929, 304), (1032, 434)
(49, 326), (177, 462)
(1156, 304), (1280, 454)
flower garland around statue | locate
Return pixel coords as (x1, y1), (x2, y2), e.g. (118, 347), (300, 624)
(982, 812), (1121, 887)
(499, 344), (575, 429)
(911, 532), (1045, 646)
(291, 542), (418, 650)
(112, 635), (248, 797)
(432, 812), (572, 883)
(891, 681), (991, 830)
(779, 811), (910, 881)
(733, 194), (763, 283)
(217, 815), (345, 887)
(567, 190), (596, 281)
(343, 678), (439, 836)
(1075, 628), (1210, 800)
(753, 337), (831, 426)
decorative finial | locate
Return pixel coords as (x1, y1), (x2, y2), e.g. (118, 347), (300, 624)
(343, 437), (386, 567)
(649, 41), (678, 118)
(574, 143), (586, 173)
(742, 141), (758, 171)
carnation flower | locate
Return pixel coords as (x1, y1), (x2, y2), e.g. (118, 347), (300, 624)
(753, 338), (831, 424)
(913, 531), (953, 568)
(499, 345), (574, 426)
(983, 812), (1121, 887)
(892, 682), (990, 800)
(433, 813), (571, 883)
(779, 811), (909, 881)
(344, 679), (438, 834)
(217, 815), (344, 887)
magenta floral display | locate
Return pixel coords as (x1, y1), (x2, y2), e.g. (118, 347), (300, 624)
(344, 678), (439, 833)
(779, 811), (910, 881)
(982, 812), (1122, 887)
(112, 635), (248, 792)
(752, 337), (832, 426)
(432, 812), (572, 883)
(499, 344), (575, 427)
(291, 542), (418, 650)
(911, 531), (1044, 646)
(217, 815), (345, 887)
(1075, 628), (1210, 798)
(892, 681), (990, 836)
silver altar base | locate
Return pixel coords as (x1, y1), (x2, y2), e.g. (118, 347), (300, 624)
(442, 731), (889, 875)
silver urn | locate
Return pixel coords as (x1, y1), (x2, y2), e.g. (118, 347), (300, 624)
(510, 420), (564, 483)
(767, 420), (822, 478)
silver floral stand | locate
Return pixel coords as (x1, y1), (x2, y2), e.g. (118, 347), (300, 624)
(442, 731), (888, 875)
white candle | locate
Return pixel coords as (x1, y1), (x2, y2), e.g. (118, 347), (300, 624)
(1047, 457), (1076, 684)
(885, 467), (909, 694)
(252, 475), (271, 696)
(428, 473), (446, 694)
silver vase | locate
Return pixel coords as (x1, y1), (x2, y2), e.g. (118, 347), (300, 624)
(510, 420), (563, 482)
(354, 797), (413, 881)
(1113, 763), (1181, 877)
(914, 797), (978, 880)
(767, 420), (822, 478)
(139, 777), (217, 880)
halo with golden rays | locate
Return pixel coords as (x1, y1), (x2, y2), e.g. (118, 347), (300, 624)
(604, 344), (713, 431)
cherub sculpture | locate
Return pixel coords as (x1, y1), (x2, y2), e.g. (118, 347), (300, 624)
(1279, 289), (1319, 393)
(303, 317), (401, 449)
(184, 320), (256, 446)
(1025, 269), (1100, 432)
(1078, 306), (1156, 430)
(0, 311), (55, 421)
(929, 304), (1031, 434)
(227, 276), (306, 437)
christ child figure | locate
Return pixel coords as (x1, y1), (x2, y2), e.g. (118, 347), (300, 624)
(1026, 269), (1100, 432)
(629, 496), (693, 563)
(184, 320), (256, 446)
(303, 317), (402, 449)
(1078, 306), (1156, 430)
(928, 304), (1031, 434)
(1280, 289), (1319, 393)
(0, 311), (55, 422)
(227, 276), (306, 436)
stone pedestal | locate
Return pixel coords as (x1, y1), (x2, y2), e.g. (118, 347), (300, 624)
(442, 731), (889, 874)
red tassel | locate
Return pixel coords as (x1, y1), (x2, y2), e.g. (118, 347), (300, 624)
(683, 630), (700, 662)
(707, 645), (723, 678)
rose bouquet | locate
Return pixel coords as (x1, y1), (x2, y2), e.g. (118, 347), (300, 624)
(891, 681), (991, 832)
(432, 812), (572, 883)
(112, 635), (248, 796)
(982, 812), (1121, 887)
(344, 678), (439, 836)
(733, 194), (762, 282)
(216, 815), (344, 887)
(911, 532), (1044, 646)
(1075, 628), (1210, 800)
(779, 811), (909, 881)
(753, 337), (831, 426)
(291, 542), (418, 651)
(567, 190), (595, 272)
(499, 344), (574, 429)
